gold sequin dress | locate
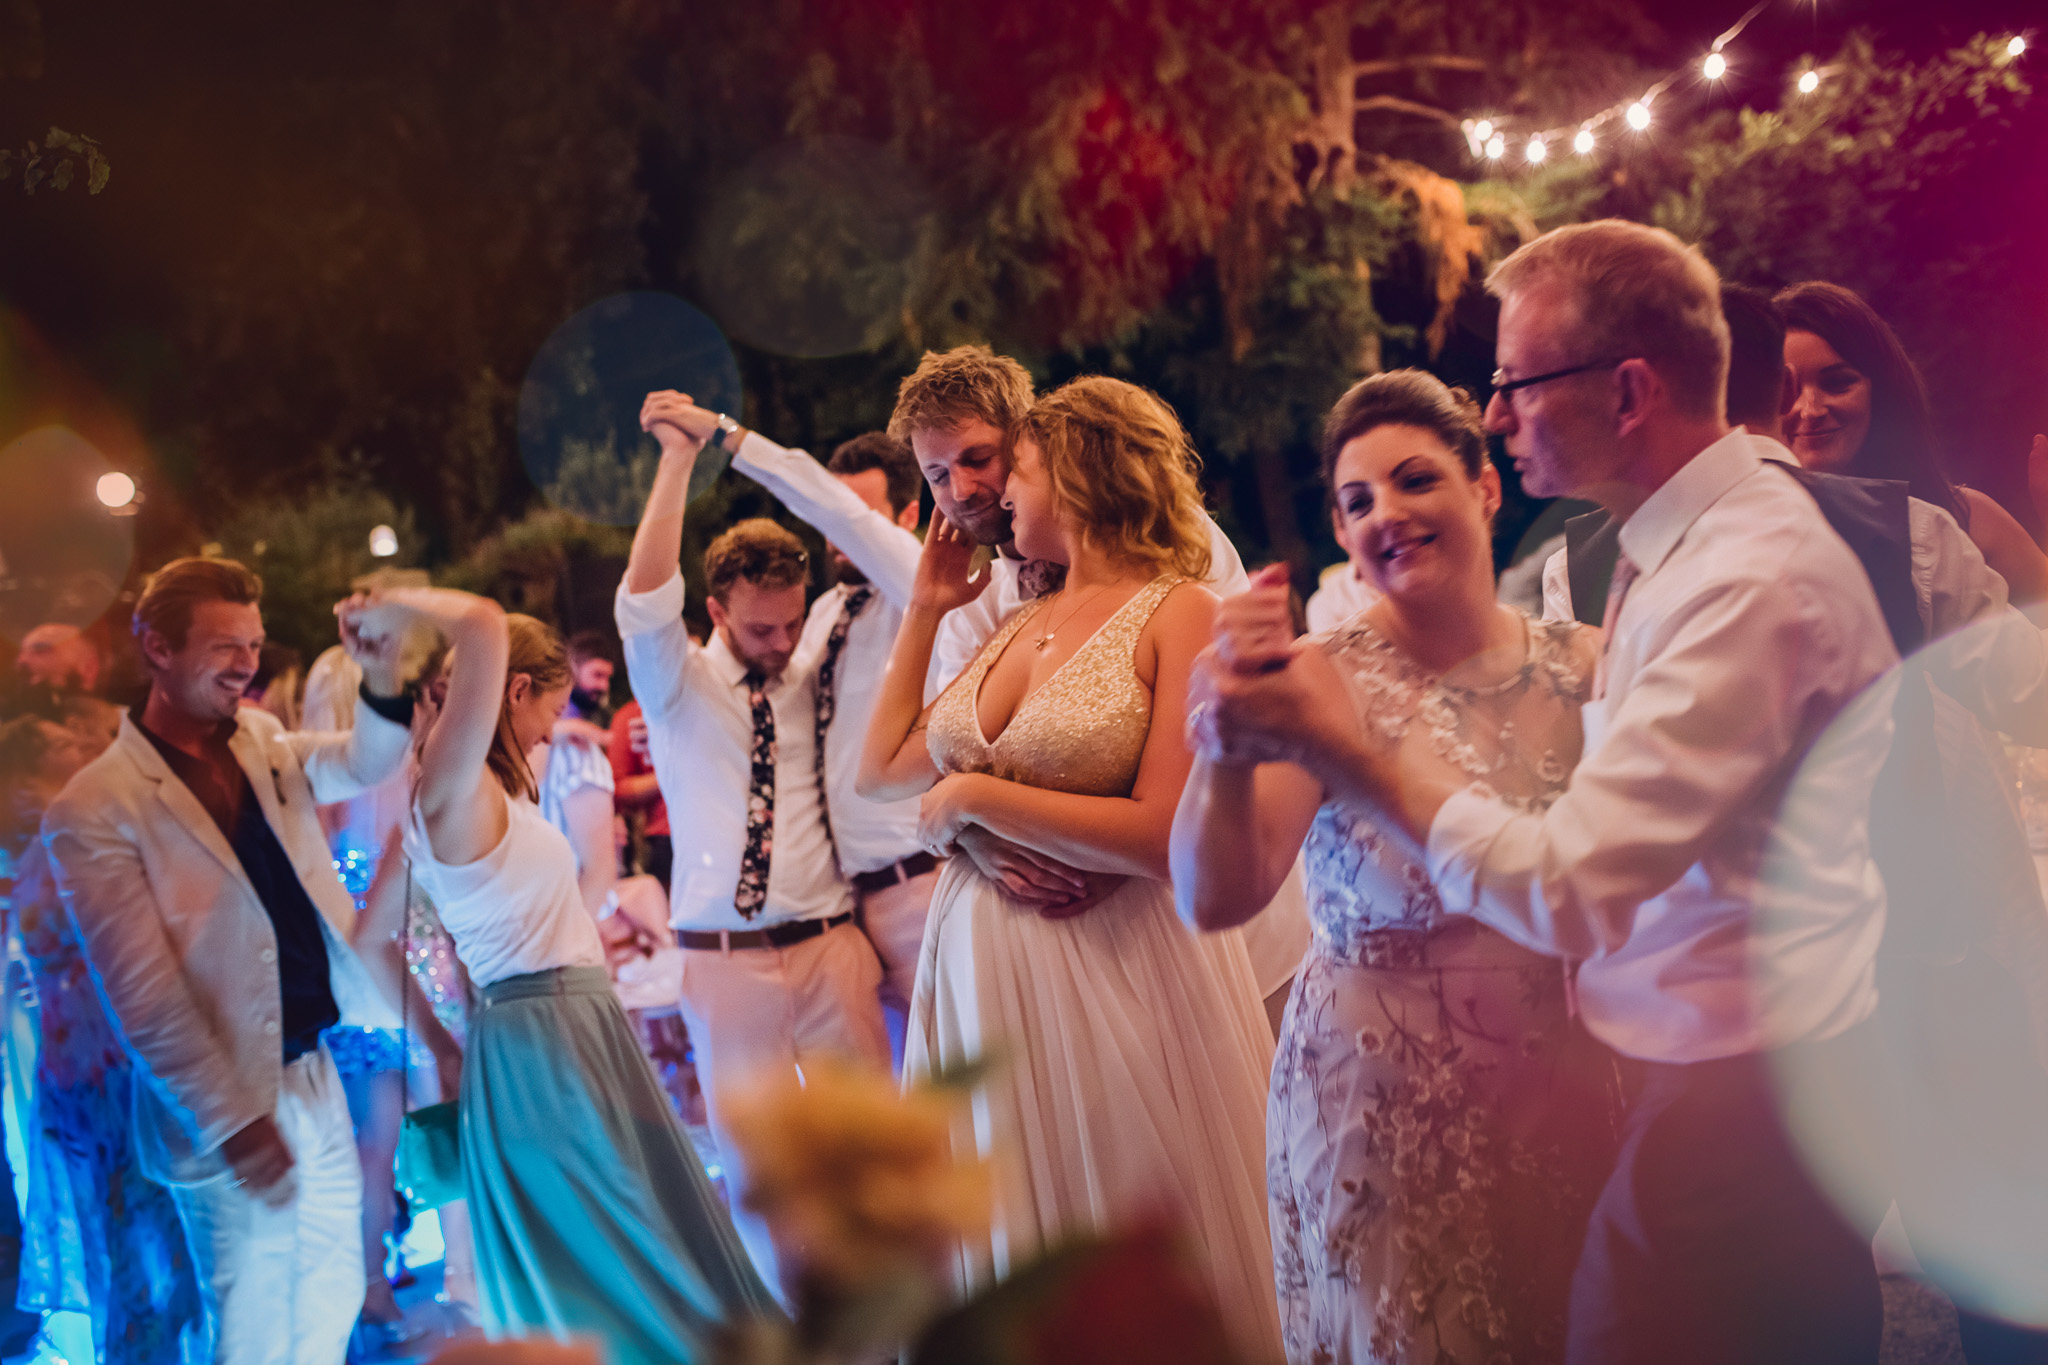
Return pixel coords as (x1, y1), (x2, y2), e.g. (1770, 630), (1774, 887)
(912, 575), (1282, 1358)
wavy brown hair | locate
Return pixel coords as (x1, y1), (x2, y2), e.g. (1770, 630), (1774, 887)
(418, 613), (570, 802)
(1017, 376), (1213, 581)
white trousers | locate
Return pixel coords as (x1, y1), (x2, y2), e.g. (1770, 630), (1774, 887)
(172, 1047), (365, 1365)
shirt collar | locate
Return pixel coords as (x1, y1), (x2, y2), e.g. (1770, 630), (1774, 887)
(703, 630), (751, 688)
(1616, 428), (1765, 581)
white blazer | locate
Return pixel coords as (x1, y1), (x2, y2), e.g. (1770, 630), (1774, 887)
(42, 700), (409, 1184)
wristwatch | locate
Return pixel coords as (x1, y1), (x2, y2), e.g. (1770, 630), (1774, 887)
(707, 413), (741, 451)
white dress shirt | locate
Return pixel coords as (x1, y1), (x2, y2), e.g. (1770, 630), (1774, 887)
(615, 572), (855, 931)
(1540, 439), (2048, 745)
(926, 516), (1252, 699)
(730, 431), (927, 876)
(1428, 429), (1900, 1063)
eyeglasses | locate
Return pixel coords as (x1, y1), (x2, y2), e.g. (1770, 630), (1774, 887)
(1489, 358), (1626, 400)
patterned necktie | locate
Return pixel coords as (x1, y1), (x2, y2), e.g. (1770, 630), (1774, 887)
(812, 585), (874, 874)
(1592, 551), (1639, 702)
(735, 668), (776, 919)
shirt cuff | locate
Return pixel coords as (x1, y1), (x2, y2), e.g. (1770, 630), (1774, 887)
(615, 571), (688, 638)
(1423, 782), (1509, 918)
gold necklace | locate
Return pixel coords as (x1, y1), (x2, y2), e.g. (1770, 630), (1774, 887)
(1030, 584), (1111, 652)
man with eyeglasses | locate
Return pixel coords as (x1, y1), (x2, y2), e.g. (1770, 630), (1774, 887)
(1197, 220), (1896, 1363)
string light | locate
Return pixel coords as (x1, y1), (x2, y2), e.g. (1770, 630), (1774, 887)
(1798, 69), (1821, 93)
(1485, 133), (1506, 160)
(1473, 119), (1494, 143)
(1626, 101), (1652, 131)
(1525, 136), (1548, 163)
(1574, 127), (1596, 155)
(2011, 36), (2029, 58)
(1703, 51), (1728, 80)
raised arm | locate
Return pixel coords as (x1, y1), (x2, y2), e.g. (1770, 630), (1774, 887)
(343, 587), (509, 868)
(289, 597), (414, 802)
(858, 508), (989, 801)
(918, 583), (1218, 881)
(628, 391), (718, 596)
(728, 427), (921, 607)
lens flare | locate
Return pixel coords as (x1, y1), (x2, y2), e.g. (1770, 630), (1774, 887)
(95, 471), (135, 508)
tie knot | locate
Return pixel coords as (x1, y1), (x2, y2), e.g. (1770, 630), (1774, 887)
(742, 668), (769, 692)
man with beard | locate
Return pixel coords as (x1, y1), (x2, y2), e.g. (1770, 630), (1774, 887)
(615, 392), (887, 1297)
(888, 346), (1309, 1014)
(561, 630), (617, 727)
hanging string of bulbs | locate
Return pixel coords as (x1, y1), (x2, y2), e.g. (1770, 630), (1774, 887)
(1459, 2), (2032, 167)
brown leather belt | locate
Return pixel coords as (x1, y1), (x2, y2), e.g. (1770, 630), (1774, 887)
(849, 852), (942, 895)
(677, 911), (856, 953)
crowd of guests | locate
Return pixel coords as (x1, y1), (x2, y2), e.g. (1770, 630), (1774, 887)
(3, 215), (2048, 1365)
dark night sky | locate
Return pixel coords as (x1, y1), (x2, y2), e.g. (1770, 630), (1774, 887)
(0, 0), (2040, 554)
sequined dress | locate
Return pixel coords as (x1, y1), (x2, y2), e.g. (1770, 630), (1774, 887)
(1269, 611), (1621, 1364)
(910, 575), (1282, 1357)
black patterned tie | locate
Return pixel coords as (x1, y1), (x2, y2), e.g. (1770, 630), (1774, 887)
(735, 669), (776, 920)
(812, 585), (873, 874)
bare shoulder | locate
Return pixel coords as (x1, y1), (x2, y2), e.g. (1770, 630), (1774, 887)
(1961, 486), (2033, 548)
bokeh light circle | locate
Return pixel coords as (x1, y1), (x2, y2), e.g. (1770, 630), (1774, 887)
(517, 292), (743, 523)
(695, 135), (936, 359)
(95, 471), (135, 508)
(0, 425), (135, 640)
(1765, 615), (2048, 1328)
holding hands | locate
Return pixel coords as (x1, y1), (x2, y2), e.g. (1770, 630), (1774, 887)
(1186, 564), (1364, 774)
(640, 390), (729, 455)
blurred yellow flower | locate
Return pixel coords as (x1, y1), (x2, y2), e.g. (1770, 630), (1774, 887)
(720, 1059), (993, 1293)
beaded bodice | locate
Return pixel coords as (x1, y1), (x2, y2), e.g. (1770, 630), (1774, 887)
(928, 576), (1183, 798)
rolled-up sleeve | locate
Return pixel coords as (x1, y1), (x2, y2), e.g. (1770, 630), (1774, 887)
(615, 571), (695, 725)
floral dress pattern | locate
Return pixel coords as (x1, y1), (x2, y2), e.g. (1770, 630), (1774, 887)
(1269, 611), (1622, 1364)
(14, 844), (203, 1365)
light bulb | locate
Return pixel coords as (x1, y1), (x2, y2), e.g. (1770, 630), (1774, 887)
(1473, 119), (1494, 142)
(1574, 128), (1596, 155)
(2010, 36), (2028, 58)
(95, 471), (135, 508)
(1798, 69), (1821, 94)
(1703, 52), (1728, 80)
(1485, 134), (1506, 160)
(1626, 101), (1652, 132)
(1525, 137), (1548, 164)
(369, 525), (399, 558)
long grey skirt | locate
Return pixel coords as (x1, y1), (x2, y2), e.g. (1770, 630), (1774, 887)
(462, 966), (780, 1364)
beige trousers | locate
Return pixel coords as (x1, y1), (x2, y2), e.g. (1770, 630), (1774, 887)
(676, 920), (889, 1299)
(859, 867), (941, 1017)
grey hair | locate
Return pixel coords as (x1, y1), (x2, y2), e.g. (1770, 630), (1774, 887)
(1487, 219), (1731, 421)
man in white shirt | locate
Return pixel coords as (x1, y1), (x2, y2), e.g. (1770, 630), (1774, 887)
(1196, 221), (1895, 1362)
(722, 424), (938, 1039)
(615, 399), (888, 1295)
(887, 345), (1310, 1005)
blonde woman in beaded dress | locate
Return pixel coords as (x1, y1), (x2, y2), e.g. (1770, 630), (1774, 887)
(860, 376), (1281, 1357)
(1173, 372), (1620, 1365)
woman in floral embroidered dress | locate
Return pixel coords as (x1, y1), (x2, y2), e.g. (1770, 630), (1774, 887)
(1172, 371), (1620, 1364)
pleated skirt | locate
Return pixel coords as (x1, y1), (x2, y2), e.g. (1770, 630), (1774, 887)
(904, 864), (1283, 1361)
(462, 966), (781, 1365)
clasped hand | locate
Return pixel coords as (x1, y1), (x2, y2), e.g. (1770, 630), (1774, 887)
(1186, 564), (1360, 773)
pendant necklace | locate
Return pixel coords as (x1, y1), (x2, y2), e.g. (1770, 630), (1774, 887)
(1031, 584), (1111, 652)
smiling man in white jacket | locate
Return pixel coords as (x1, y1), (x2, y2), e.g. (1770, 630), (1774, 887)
(44, 557), (410, 1365)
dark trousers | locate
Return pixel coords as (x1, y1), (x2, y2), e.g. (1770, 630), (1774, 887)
(1568, 1032), (1884, 1365)
(642, 834), (672, 893)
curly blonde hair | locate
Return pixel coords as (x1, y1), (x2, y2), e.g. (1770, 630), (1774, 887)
(1019, 376), (1212, 581)
(887, 345), (1035, 442)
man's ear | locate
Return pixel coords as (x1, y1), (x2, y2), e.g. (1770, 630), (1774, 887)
(139, 627), (175, 674)
(706, 595), (729, 635)
(1613, 359), (1659, 439)
(896, 500), (921, 532)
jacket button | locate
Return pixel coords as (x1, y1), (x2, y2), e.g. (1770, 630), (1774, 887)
(259, 948), (277, 965)
(263, 1020), (281, 1036)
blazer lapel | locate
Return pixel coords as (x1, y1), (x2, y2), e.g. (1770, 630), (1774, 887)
(118, 718), (256, 897)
